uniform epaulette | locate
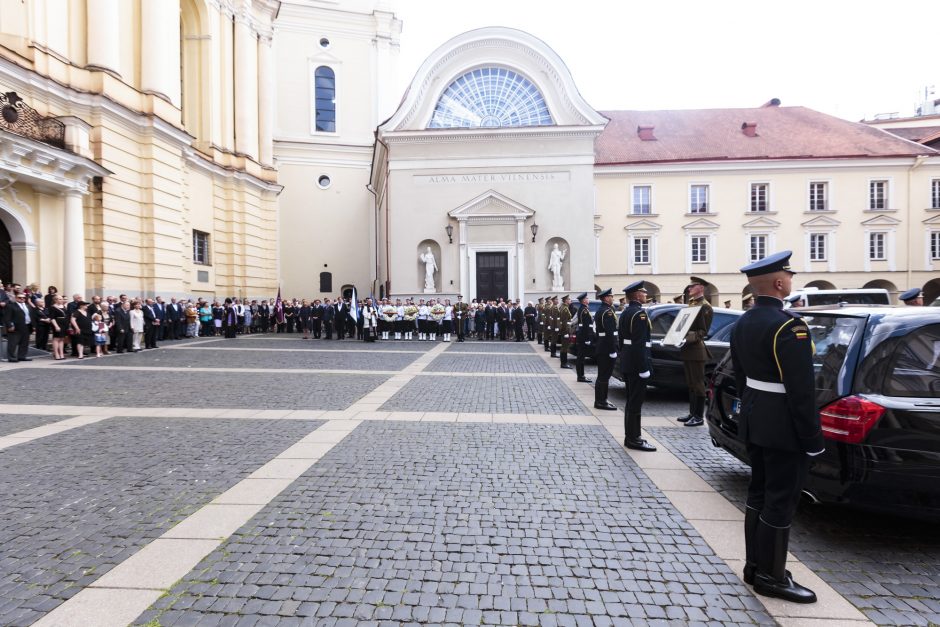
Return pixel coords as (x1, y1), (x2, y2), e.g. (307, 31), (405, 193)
(782, 309), (802, 320)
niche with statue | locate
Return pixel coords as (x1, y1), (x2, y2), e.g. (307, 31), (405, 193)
(545, 237), (569, 291)
(416, 240), (441, 293)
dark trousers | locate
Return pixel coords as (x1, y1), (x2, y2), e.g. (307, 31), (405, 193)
(115, 329), (133, 352)
(746, 443), (810, 528)
(514, 322), (524, 341)
(498, 322), (507, 341)
(623, 372), (648, 440)
(6, 330), (29, 360)
(144, 323), (157, 348)
(455, 318), (464, 341)
(34, 323), (49, 350)
(682, 359), (707, 397)
(575, 343), (588, 379)
(165, 320), (178, 340)
(324, 321), (333, 339)
(594, 351), (614, 404)
(526, 318), (535, 340)
(313, 319), (322, 338)
(485, 321), (494, 340)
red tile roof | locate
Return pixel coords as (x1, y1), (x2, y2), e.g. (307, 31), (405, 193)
(878, 126), (940, 143)
(595, 106), (938, 165)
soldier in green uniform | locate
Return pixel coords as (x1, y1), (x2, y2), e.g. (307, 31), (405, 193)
(546, 295), (558, 357)
(557, 294), (573, 369)
(679, 276), (714, 427)
(536, 297), (545, 345)
(453, 295), (470, 342)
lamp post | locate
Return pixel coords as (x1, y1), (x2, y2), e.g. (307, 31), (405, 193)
(445, 224), (454, 244)
(530, 222), (538, 242)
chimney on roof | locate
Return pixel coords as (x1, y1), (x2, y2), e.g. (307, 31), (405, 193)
(761, 98), (781, 108)
(741, 122), (758, 138)
(637, 125), (656, 141)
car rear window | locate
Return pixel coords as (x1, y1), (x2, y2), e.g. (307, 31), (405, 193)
(858, 324), (940, 397)
(805, 292), (890, 306)
(800, 314), (866, 405)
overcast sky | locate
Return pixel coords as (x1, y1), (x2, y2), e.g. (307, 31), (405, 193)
(391, 0), (939, 122)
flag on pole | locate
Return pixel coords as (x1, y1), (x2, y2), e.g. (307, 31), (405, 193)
(349, 287), (358, 322)
(274, 287), (285, 324)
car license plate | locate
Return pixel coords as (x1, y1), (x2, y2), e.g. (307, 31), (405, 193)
(731, 398), (741, 415)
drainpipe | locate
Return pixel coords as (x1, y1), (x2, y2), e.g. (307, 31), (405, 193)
(907, 155), (927, 297)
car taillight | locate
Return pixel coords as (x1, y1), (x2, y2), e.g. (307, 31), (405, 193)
(819, 396), (885, 444)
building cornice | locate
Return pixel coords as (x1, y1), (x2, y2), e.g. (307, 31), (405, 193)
(382, 125), (605, 145)
(594, 156), (940, 176)
(0, 128), (110, 193)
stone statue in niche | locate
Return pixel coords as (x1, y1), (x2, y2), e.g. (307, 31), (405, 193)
(420, 246), (438, 291)
(548, 243), (567, 291)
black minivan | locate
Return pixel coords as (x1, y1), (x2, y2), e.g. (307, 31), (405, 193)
(707, 306), (940, 520)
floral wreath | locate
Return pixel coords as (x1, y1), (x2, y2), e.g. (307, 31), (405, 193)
(402, 305), (418, 321)
(381, 305), (398, 322)
(430, 304), (446, 322)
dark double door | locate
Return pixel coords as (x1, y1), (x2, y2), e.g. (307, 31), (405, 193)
(475, 252), (508, 302)
(0, 219), (11, 285)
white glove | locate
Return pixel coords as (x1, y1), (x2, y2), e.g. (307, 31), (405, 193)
(807, 449), (825, 457)
(609, 352), (617, 358)
(639, 371), (650, 379)
(585, 341), (591, 345)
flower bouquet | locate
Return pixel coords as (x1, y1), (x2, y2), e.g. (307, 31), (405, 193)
(381, 305), (398, 322)
(403, 305), (418, 321)
(430, 304), (446, 322)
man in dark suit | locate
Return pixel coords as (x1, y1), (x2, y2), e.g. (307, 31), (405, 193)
(143, 298), (159, 349)
(3, 292), (33, 362)
(484, 301), (496, 340)
(154, 297), (168, 341)
(112, 301), (133, 353)
(66, 293), (83, 356)
(334, 298), (347, 339)
(165, 298), (180, 340)
(731, 251), (822, 604)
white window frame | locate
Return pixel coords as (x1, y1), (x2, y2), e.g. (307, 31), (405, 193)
(689, 183), (710, 214)
(631, 184), (652, 215)
(749, 181), (771, 212)
(868, 231), (887, 260)
(633, 236), (650, 264)
(931, 231), (940, 261)
(748, 234), (767, 263)
(808, 180), (829, 212)
(309, 61), (340, 135)
(192, 230), (210, 266)
(809, 233), (827, 261)
(690, 235), (709, 263)
(868, 178), (892, 211)
(931, 179), (940, 210)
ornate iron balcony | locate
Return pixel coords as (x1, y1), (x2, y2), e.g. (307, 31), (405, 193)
(1, 91), (66, 149)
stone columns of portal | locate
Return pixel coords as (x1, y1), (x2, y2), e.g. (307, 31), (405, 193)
(140, 0), (181, 105)
(86, 0), (121, 75)
(257, 36), (274, 165)
(63, 190), (86, 298)
(234, 13), (259, 159)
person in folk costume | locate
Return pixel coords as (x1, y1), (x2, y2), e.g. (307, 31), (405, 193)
(361, 297), (378, 342)
(417, 299), (429, 341)
(442, 299), (454, 342)
(394, 299), (405, 340)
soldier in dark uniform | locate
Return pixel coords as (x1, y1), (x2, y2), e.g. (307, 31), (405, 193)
(593, 288), (618, 410)
(547, 295), (560, 358)
(679, 276), (714, 427)
(557, 294), (573, 368)
(536, 297), (545, 345)
(618, 281), (655, 451)
(574, 292), (593, 383)
(899, 287), (923, 306)
(730, 250), (823, 604)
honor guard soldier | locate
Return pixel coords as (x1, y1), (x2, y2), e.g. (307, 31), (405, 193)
(557, 294), (573, 369)
(574, 292), (594, 383)
(546, 295), (559, 357)
(454, 295), (470, 341)
(593, 288), (618, 410)
(678, 276), (713, 427)
(899, 287), (923, 306)
(618, 281), (655, 451)
(731, 250), (824, 604)
(536, 298), (545, 346)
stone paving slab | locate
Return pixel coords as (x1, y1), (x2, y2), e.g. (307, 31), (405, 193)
(0, 369), (390, 409)
(647, 426), (940, 626)
(133, 422), (773, 626)
(61, 348), (420, 371)
(0, 417), (324, 626)
(425, 353), (554, 374)
(446, 340), (538, 353)
(379, 374), (588, 415)
(200, 337), (435, 351)
(0, 414), (70, 437)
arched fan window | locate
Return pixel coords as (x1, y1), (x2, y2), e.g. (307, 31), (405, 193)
(428, 67), (553, 129)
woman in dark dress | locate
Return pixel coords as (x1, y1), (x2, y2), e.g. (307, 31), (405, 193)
(48, 295), (68, 360)
(69, 301), (93, 359)
(298, 299), (313, 339)
(222, 299), (237, 339)
(212, 302), (224, 336)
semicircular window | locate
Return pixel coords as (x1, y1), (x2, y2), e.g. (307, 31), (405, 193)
(428, 67), (553, 129)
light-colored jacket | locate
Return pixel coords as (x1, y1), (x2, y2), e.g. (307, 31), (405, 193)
(130, 309), (144, 332)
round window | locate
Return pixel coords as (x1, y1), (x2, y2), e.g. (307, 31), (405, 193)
(319, 37), (330, 48)
(317, 175), (331, 189)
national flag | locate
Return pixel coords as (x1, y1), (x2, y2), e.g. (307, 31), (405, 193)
(274, 287), (285, 324)
(349, 287), (358, 322)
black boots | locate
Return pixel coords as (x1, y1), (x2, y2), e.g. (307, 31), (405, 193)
(753, 520), (816, 603)
(743, 507), (760, 584)
(677, 393), (694, 423)
(560, 353), (572, 369)
(684, 396), (707, 427)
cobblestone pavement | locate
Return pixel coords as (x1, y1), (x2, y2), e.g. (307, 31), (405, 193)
(62, 348), (420, 371)
(648, 426), (940, 626)
(0, 414), (70, 437)
(192, 338), (433, 352)
(0, 369), (389, 409)
(380, 374), (587, 415)
(134, 422), (773, 626)
(425, 353), (554, 374)
(446, 340), (538, 353)
(0, 417), (323, 626)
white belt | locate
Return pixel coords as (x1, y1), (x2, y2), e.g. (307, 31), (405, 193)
(747, 377), (786, 394)
(597, 331), (618, 337)
(623, 340), (652, 347)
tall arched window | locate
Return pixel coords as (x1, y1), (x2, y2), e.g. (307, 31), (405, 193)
(429, 67), (553, 129)
(314, 66), (336, 133)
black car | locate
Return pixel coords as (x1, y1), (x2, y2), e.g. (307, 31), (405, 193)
(707, 306), (940, 520)
(612, 304), (742, 389)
